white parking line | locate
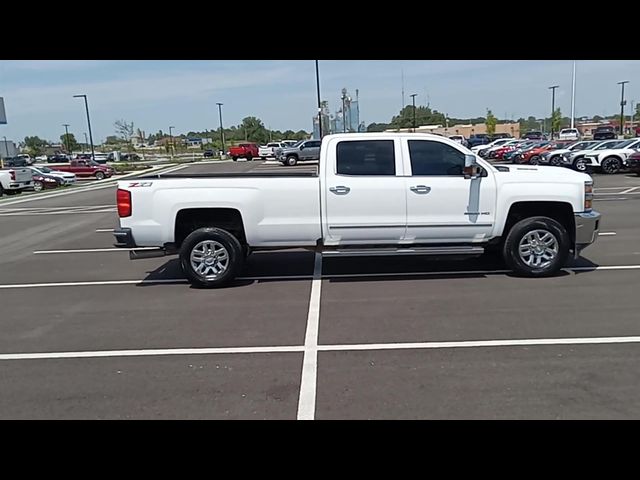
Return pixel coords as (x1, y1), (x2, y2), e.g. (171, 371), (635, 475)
(1, 264), (640, 290)
(620, 187), (640, 194)
(4, 335), (640, 361)
(598, 232), (617, 236)
(95, 229), (115, 233)
(33, 247), (160, 254)
(0, 345), (304, 361)
(297, 251), (323, 421)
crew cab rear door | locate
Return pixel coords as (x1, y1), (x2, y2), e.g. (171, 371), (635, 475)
(323, 137), (406, 244)
(401, 137), (497, 243)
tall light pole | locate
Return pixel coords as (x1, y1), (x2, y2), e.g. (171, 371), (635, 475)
(2, 135), (8, 158)
(410, 93), (418, 132)
(341, 90), (347, 133)
(631, 100), (636, 134)
(571, 61), (576, 129)
(168, 126), (175, 159)
(84, 132), (89, 150)
(216, 103), (225, 155)
(548, 85), (559, 139)
(618, 81), (630, 136)
(315, 60), (322, 138)
(73, 94), (95, 162)
(62, 124), (70, 154)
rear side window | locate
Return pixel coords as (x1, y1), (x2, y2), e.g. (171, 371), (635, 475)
(336, 140), (395, 176)
(408, 140), (465, 176)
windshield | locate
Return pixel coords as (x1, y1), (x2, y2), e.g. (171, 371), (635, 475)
(39, 166), (52, 173)
(595, 141), (622, 150)
(615, 139), (637, 149)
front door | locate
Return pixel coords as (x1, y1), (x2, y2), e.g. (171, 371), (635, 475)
(401, 138), (497, 243)
(323, 138), (407, 244)
(301, 140), (321, 161)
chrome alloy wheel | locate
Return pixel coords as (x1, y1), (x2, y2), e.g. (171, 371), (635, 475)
(190, 240), (229, 279)
(518, 229), (559, 268)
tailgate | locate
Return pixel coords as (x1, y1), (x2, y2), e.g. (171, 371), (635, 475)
(12, 168), (33, 183)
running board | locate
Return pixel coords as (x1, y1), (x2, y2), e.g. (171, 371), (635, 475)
(321, 246), (485, 257)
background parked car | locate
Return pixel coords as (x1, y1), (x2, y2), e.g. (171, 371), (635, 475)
(203, 149), (215, 158)
(558, 128), (580, 141)
(593, 125), (617, 140)
(540, 140), (599, 166)
(567, 140), (624, 172)
(581, 138), (640, 174)
(2, 156), (29, 167)
(448, 135), (469, 148)
(259, 142), (286, 159)
(28, 166), (76, 186)
(30, 173), (60, 192)
(467, 134), (492, 148)
(627, 151), (640, 176)
(523, 130), (545, 140)
(47, 154), (70, 163)
(278, 139), (321, 166)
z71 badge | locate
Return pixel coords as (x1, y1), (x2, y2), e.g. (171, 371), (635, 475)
(128, 182), (153, 188)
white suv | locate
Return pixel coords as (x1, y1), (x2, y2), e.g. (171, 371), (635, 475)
(559, 128), (580, 141)
(582, 138), (640, 174)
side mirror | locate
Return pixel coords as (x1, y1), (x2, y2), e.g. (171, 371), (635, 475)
(464, 154), (477, 168)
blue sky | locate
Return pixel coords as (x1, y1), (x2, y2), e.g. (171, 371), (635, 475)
(1, 60), (639, 143)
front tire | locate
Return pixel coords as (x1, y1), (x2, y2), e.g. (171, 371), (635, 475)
(232, 156), (238, 162)
(179, 227), (245, 288)
(33, 181), (43, 192)
(529, 155), (540, 165)
(549, 156), (561, 166)
(95, 171), (105, 180)
(502, 216), (570, 277)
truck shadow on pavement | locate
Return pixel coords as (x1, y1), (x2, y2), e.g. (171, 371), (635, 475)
(137, 251), (599, 288)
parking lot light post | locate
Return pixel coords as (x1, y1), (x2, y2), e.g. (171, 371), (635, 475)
(2, 135), (8, 157)
(315, 60), (322, 138)
(84, 133), (88, 151)
(62, 124), (70, 155)
(618, 81), (629, 136)
(410, 94), (417, 132)
(73, 94), (95, 162)
(169, 126), (175, 160)
(341, 92), (346, 133)
(216, 103), (225, 156)
(548, 85), (559, 140)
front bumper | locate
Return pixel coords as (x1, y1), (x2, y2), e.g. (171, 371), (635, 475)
(574, 211), (601, 256)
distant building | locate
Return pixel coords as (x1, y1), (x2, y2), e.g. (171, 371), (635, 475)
(312, 87), (363, 138)
(386, 122), (521, 138)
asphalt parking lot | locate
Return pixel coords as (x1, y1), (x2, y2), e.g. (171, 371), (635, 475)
(2, 159), (640, 419)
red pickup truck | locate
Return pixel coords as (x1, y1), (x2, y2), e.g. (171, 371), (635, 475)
(52, 160), (115, 180)
(228, 143), (259, 161)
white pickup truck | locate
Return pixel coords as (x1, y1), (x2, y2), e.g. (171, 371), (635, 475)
(0, 167), (33, 196)
(114, 133), (601, 288)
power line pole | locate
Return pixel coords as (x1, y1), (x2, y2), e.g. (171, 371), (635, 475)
(410, 94), (417, 132)
(216, 103), (225, 155)
(63, 124), (70, 154)
(571, 61), (576, 129)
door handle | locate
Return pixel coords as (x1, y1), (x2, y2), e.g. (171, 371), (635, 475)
(329, 186), (351, 195)
(410, 185), (431, 194)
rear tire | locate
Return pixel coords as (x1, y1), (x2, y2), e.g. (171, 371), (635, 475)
(600, 157), (621, 175)
(0, 185), (4, 197)
(95, 171), (105, 180)
(285, 155), (298, 166)
(232, 156), (238, 162)
(179, 227), (245, 288)
(503, 216), (570, 277)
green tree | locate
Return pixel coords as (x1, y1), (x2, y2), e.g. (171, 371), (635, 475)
(635, 103), (640, 119)
(486, 110), (497, 135)
(24, 136), (48, 156)
(551, 108), (562, 136)
(60, 133), (79, 153)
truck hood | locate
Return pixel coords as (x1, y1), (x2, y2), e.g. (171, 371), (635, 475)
(492, 164), (592, 184)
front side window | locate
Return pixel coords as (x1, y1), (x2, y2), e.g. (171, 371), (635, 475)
(336, 140), (395, 176)
(408, 140), (465, 176)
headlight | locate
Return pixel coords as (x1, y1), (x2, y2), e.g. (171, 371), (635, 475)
(584, 181), (593, 211)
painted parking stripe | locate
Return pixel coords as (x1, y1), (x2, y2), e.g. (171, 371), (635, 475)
(1, 264), (640, 290)
(4, 335), (640, 361)
(95, 228), (115, 233)
(297, 251), (323, 421)
(598, 232), (617, 236)
(33, 247), (160, 254)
